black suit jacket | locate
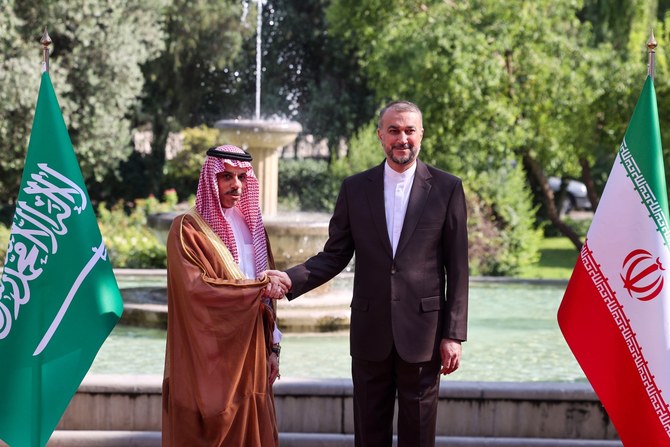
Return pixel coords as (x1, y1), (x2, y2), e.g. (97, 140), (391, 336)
(286, 160), (469, 363)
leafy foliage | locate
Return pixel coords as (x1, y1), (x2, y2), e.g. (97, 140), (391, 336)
(163, 125), (219, 201)
(279, 159), (338, 212)
(97, 199), (168, 269)
(0, 195), (170, 269)
(257, 0), (376, 147)
(326, 0), (557, 272)
(279, 120), (385, 213)
(330, 120), (385, 177)
(470, 163), (544, 275)
(0, 3), (45, 203)
(4, 0), (670, 276)
(6, 0), (165, 204)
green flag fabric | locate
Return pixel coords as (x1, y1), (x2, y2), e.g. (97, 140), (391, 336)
(0, 72), (123, 447)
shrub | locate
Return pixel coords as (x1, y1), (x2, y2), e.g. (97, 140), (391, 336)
(330, 120), (383, 179)
(279, 120), (386, 212)
(97, 200), (167, 269)
(543, 215), (591, 238)
(163, 125), (218, 201)
(0, 190), (176, 270)
(466, 191), (506, 276)
(279, 159), (340, 212)
(469, 161), (543, 276)
(0, 201), (168, 270)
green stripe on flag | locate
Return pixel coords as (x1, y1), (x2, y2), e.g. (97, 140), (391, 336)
(620, 76), (670, 235)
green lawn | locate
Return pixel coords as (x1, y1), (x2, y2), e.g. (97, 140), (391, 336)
(518, 237), (580, 280)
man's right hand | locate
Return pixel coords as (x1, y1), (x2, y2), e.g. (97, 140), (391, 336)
(263, 270), (292, 293)
(260, 271), (290, 299)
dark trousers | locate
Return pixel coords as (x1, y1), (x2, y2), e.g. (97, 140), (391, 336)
(352, 346), (441, 447)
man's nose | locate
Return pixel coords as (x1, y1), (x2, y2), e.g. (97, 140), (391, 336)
(232, 177), (243, 189)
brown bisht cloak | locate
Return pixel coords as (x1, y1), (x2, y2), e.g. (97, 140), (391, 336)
(162, 210), (278, 446)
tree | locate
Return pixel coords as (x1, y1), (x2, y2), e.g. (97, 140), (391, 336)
(6, 0), (165, 203)
(576, 0), (657, 214)
(484, 0), (621, 249)
(0, 2), (38, 210)
(327, 0), (548, 273)
(327, 0), (652, 251)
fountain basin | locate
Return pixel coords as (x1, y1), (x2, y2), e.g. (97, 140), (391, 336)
(215, 119), (303, 149)
(147, 210), (331, 271)
(264, 211), (330, 270)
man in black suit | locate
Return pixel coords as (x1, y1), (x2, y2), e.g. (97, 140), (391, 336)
(267, 100), (469, 447)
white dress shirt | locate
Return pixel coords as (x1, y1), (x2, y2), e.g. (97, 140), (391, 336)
(383, 161), (417, 257)
(222, 206), (256, 279)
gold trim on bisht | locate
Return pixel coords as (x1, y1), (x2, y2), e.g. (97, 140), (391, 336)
(186, 208), (246, 281)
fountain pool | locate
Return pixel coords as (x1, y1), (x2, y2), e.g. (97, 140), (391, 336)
(90, 281), (585, 382)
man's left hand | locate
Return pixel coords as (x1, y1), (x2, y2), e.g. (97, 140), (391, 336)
(439, 338), (462, 375)
(268, 352), (280, 385)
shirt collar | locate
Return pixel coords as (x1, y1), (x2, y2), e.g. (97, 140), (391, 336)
(384, 160), (417, 182)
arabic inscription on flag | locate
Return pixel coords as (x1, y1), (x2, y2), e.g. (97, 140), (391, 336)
(0, 162), (104, 355)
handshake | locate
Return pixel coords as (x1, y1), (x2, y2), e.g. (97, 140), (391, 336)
(259, 270), (292, 299)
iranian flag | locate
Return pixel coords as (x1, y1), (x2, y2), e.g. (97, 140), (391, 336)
(0, 72), (123, 446)
(558, 75), (670, 446)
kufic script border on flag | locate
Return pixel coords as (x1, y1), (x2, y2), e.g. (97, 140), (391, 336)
(581, 240), (670, 435)
(620, 140), (670, 245)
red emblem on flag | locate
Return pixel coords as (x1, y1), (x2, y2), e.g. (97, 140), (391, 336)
(621, 249), (665, 301)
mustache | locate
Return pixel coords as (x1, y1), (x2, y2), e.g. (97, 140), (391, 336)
(223, 189), (241, 196)
(392, 143), (412, 150)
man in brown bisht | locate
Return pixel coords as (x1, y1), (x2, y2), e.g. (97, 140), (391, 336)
(162, 144), (287, 446)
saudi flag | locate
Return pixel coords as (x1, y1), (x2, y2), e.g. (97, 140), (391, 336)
(558, 76), (670, 446)
(0, 72), (123, 446)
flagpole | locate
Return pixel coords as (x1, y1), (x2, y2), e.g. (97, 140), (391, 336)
(648, 30), (657, 80)
(40, 27), (51, 74)
(34, 27), (51, 447)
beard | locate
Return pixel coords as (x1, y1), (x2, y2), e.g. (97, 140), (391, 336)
(386, 144), (419, 165)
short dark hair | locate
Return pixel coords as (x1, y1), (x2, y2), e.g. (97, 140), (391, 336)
(378, 100), (423, 129)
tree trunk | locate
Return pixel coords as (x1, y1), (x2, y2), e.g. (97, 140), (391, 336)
(579, 157), (599, 212)
(147, 117), (168, 197)
(522, 153), (583, 250)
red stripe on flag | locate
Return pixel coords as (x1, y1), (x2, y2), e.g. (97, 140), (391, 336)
(558, 256), (670, 446)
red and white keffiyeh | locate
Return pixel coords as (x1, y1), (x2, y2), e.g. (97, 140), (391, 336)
(195, 145), (268, 277)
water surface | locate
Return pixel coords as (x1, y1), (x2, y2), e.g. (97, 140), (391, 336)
(90, 282), (585, 382)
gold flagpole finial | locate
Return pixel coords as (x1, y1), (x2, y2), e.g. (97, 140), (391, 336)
(40, 27), (52, 73)
(647, 30), (657, 80)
